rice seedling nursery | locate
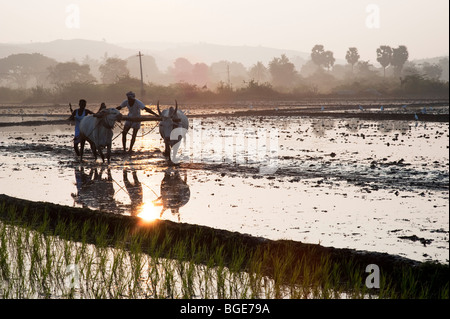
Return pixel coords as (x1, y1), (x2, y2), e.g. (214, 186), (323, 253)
(1, 195), (447, 301)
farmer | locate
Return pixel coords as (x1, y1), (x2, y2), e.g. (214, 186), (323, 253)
(68, 99), (95, 156)
(116, 91), (158, 153)
(97, 102), (107, 113)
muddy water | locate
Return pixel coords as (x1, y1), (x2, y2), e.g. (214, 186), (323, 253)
(0, 113), (448, 264)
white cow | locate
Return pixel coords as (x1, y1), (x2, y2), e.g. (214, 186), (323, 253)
(79, 108), (122, 163)
(157, 101), (189, 163)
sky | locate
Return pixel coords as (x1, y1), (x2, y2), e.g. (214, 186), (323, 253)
(0, 0), (448, 61)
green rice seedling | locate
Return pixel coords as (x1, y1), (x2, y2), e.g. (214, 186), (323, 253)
(213, 248), (227, 299)
(15, 227), (25, 280)
(6, 204), (20, 226)
(80, 220), (90, 245)
(54, 217), (67, 238)
(288, 259), (304, 299)
(172, 238), (195, 298)
(329, 262), (344, 299)
(40, 234), (54, 298)
(399, 267), (419, 299)
(262, 275), (274, 299)
(439, 282), (449, 299)
(129, 238), (146, 297)
(178, 259), (196, 299)
(66, 218), (79, 241)
(28, 231), (43, 287)
(148, 253), (161, 298)
(0, 223), (10, 281)
(94, 222), (109, 248)
(147, 227), (161, 257)
(230, 245), (247, 273)
(161, 257), (176, 299)
(199, 255), (215, 299)
(246, 248), (265, 299)
(37, 209), (50, 234)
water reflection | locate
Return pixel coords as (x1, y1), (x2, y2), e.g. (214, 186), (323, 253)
(71, 166), (117, 211)
(123, 169), (143, 216)
(152, 168), (190, 222)
(71, 166), (191, 222)
(311, 119), (335, 137)
(377, 121), (410, 133)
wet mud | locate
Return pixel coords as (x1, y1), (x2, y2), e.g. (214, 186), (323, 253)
(0, 101), (449, 264)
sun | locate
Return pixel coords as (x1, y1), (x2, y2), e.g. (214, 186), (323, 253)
(137, 202), (160, 223)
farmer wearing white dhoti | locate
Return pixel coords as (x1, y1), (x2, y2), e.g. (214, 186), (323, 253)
(116, 91), (158, 153)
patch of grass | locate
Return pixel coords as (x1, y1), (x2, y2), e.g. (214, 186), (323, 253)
(0, 195), (448, 299)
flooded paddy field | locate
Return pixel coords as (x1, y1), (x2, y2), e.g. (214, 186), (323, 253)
(0, 101), (449, 265)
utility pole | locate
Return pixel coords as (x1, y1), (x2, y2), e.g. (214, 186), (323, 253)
(137, 51), (144, 97)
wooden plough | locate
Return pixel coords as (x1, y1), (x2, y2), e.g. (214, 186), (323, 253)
(119, 115), (181, 122)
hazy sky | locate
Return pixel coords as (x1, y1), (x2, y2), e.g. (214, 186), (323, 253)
(1, 0), (448, 61)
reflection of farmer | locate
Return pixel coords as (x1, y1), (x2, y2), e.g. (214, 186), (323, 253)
(71, 166), (117, 211)
(72, 166), (94, 200)
(153, 168), (190, 221)
(123, 169), (143, 216)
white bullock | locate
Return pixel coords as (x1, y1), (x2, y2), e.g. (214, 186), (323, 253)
(157, 101), (189, 162)
(79, 108), (122, 163)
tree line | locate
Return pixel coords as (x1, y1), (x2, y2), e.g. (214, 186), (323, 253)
(0, 45), (448, 103)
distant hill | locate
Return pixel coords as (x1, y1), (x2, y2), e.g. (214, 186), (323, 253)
(0, 39), (312, 70)
(119, 41), (312, 69)
(0, 39), (137, 63)
(0, 39), (447, 77)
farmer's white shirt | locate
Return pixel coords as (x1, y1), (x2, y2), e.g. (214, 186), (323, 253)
(120, 99), (146, 117)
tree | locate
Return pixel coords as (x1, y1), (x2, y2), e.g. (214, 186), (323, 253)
(311, 45), (326, 67)
(345, 47), (360, 72)
(438, 57), (449, 82)
(0, 53), (57, 88)
(311, 45), (335, 71)
(356, 60), (377, 78)
(192, 63), (209, 87)
(268, 54), (297, 89)
(376, 45), (392, 77)
(391, 45), (409, 78)
(209, 60), (248, 89)
(47, 62), (96, 85)
(172, 57), (194, 83)
(323, 51), (335, 71)
(99, 58), (129, 84)
(421, 62), (443, 80)
(248, 61), (270, 84)
(126, 54), (160, 84)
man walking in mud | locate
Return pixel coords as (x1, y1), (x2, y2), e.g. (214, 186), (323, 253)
(116, 91), (158, 153)
(68, 99), (95, 156)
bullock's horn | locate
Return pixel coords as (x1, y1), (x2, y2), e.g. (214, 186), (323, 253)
(157, 100), (161, 116)
(173, 100), (178, 117)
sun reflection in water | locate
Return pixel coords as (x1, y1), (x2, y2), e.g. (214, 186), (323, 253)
(137, 202), (160, 222)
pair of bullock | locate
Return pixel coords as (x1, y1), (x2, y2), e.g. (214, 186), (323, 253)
(78, 101), (188, 164)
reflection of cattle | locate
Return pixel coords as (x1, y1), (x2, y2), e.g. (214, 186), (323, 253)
(153, 168), (190, 221)
(79, 108), (122, 163)
(71, 166), (117, 211)
(156, 101), (189, 162)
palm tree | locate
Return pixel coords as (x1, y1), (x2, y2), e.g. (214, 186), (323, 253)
(376, 45), (392, 78)
(391, 45), (409, 78)
(249, 61), (269, 83)
(346, 47), (360, 73)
